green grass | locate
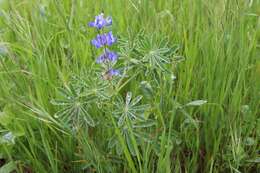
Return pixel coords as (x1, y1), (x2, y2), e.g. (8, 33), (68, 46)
(0, 0), (259, 172)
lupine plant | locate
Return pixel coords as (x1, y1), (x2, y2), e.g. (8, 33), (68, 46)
(50, 13), (157, 160)
(87, 13), (157, 158)
(48, 12), (199, 172)
(89, 13), (120, 80)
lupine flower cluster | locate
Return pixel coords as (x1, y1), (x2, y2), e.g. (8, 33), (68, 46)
(89, 13), (119, 79)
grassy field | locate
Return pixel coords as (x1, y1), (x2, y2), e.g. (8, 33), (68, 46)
(0, 0), (259, 172)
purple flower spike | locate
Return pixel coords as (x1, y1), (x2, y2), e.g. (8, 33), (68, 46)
(107, 51), (118, 62)
(106, 49), (118, 62)
(89, 13), (119, 81)
(91, 32), (117, 48)
(88, 13), (112, 29)
(91, 34), (106, 48)
(96, 49), (118, 64)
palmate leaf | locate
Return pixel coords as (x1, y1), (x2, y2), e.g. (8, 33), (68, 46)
(72, 72), (111, 101)
(114, 92), (149, 126)
(119, 32), (180, 75)
(51, 84), (96, 129)
(54, 103), (94, 128)
(110, 92), (156, 156)
(136, 34), (174, 72)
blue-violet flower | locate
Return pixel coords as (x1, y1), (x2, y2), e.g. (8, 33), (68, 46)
(88, 13), (112, 29)
(91, 31), (117, 48)
(107, 69), (120, 76)
(96, 49), (118, 64)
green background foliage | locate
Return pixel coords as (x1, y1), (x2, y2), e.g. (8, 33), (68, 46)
(0, 0), (259, 172)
